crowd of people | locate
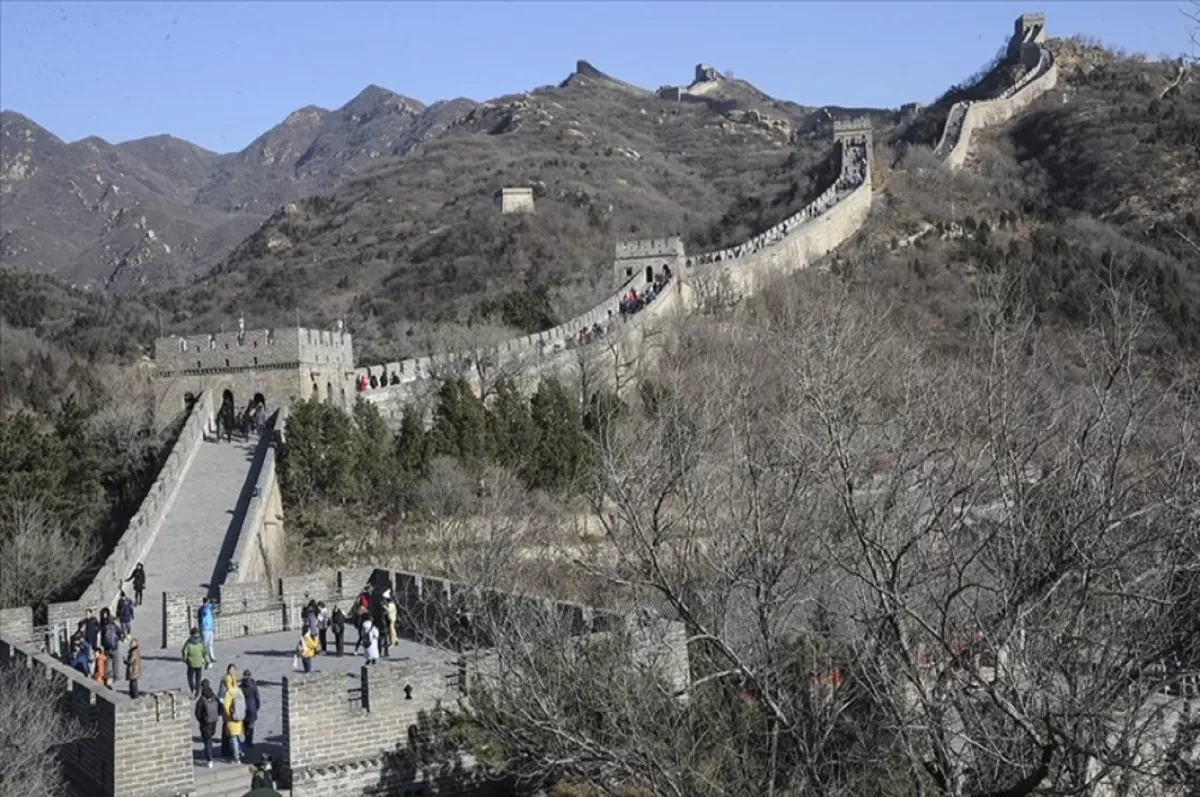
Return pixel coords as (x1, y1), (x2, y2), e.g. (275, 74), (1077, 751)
(64, 563), (148, 696)
(215, 394), (268, 443)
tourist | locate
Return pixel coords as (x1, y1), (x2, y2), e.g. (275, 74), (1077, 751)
(181, 627), (206, 699)
(383, 590), (398, 650)
(99, 607), (120, 680)
(219, 663), (238, 759)
(116, 591), (134, 639)
(93, 647), (108, 686)
(363, 617), (380, 666)
(221, 676), (247, 764)
(126, 563), (147, 606)
(240, 670), (261, 749)
(198, 597), (216, 668)
(304, 599), (320, 639)
(297, 628), (318, 674)
(194, 679), (219, 768)
(83, 607), (100, 651)
(331, 606), (346, 657)
(124, 637), (142, 698)
(69, 638), (91, 676)
(317, 601), (329, 653)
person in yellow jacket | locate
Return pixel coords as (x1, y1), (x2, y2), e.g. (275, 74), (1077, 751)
(221, 679), (246, 764)
(297, 629), (319, 674)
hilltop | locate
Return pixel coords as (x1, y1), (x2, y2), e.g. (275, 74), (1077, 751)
(832, 36), (1199, 357)
(0, 84), (470, 292)
(1, 37), (1196, 375)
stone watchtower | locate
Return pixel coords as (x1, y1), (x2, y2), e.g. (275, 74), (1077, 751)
(832, 116), (874, 147)
(1008, 12), (1047, 63)
(613, 236), (686, 288)
(494, 187), (535, 215)
(152, 321), (356, 429)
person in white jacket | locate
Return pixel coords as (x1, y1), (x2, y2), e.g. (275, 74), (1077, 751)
(363, 617), (380, 665)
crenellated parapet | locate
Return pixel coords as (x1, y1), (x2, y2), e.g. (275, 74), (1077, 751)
(934, 13), (1058, 169)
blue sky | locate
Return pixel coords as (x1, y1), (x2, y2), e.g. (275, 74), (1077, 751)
(1, 1), (1192, 153)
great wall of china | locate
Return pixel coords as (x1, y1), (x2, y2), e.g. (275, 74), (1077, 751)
(5, 14), (1186, 797)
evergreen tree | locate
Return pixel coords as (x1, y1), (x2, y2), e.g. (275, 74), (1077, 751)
(430, 378), (491, 467)
(279, 399), (361, 504)
(396, 404), (431, 479)
(528, 377), (593, 494)
(487, 376), (537, 478)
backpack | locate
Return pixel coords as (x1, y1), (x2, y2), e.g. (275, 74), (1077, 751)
(102, 623), (118, 651)
(230, 691), (247, 722)
(198, 696), (218, 726)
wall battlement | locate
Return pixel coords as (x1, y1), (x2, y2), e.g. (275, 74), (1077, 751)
(0, 628), (193, 797)
(614, 236), (685, 259)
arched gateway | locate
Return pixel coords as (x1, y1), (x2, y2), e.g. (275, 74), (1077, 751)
(151, 324), (356, 429)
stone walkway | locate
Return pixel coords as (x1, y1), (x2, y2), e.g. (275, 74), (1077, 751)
(133, 435), (260, 651)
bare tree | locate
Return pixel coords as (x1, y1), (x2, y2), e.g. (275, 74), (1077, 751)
(452, 275), (1200, 796)
(0, 662), (91, 797)
(0, 497), (97, 609)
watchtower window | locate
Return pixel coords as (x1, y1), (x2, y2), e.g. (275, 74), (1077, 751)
(225, 359), (230, 368)
(253, 340), (257, 348)
(197, 361), (202, 369)
(267, 329), (275, 346)
(209, 336), (216, 350)
(253, 357), (258, 366)
(179, 339), (187, 352)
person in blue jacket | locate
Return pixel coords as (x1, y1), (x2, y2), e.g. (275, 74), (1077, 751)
(197, 597), (216, 669)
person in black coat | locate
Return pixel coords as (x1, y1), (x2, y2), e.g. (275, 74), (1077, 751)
(83, 608), (100, 651)
(240, 670), (262, 748)
(331, 607), (346, 657)
(126, 563), (147, 606)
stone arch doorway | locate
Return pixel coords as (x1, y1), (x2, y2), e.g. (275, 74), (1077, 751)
(221, 388), (235, 409)
(253, 392), (266, 409)
(326, 382), (333, 404)
(311, 382), (319, 401)
(183, 391), (196, 410)
(645, 265), (654, 284)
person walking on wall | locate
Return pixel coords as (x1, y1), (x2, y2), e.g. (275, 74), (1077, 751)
(195, 679), (220, 768)
(82, 607), (100, 652)
(317, 601), (329, 653)
(363, 617), (380, 666)
(220, 664), (238, 759)
(198, 597), (216, 668)
(126, 563), (147, 606)
(240, 670), (261, 749)
(93, 647), (108, 687)
(116, 591), (134, 639)
(124, 637), (142, 698)
(331, 606), (346, 657)
(297, 628), (318, 673)
(181, 627), (206, 699)
(221, 676), (247, 764)
(383, 589), (399, 650)
(99, 607), (120, 682)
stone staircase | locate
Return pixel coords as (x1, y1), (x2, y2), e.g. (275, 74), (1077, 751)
(135, 432), (261, 649)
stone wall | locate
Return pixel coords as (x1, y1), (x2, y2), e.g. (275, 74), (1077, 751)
(227, 408), (287, 585)
(161, 566), (375, 648)
(0, 634), (193, 797)
(936, 19), (1058, 170)
(47, 390), (214, 633)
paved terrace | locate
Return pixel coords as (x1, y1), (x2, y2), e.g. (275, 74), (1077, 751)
(130, 629), (454, 778)
(135, 436), (260, 649)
